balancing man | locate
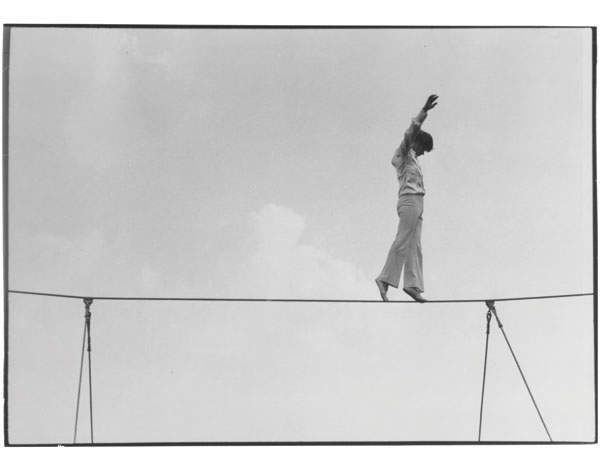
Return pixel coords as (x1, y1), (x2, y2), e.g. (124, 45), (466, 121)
(375, 94), (438, 303)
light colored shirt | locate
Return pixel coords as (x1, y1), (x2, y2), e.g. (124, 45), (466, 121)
(391, 109), (427, 197)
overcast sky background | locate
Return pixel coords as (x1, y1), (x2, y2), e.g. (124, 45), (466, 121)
(5, 27), (594, 443)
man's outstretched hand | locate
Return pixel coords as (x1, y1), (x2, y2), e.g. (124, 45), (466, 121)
(423, 94), (439, 112)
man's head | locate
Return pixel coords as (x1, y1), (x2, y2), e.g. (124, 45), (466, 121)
(412, 130), (434, 156)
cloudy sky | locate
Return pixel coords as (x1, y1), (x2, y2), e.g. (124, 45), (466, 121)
(6, 27), (594, 443)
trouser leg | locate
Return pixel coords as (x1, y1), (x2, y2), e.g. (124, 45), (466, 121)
(404, 210), (424, 292)
(377, 198), (420, 289)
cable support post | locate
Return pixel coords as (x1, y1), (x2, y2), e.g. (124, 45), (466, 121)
(83, 298), (93, 352)
(84, 297), (93, 318)
(478, 301), (494, 440)
(82, 297), (94, 442)
(486, 300), (503, 328)
(487, 299), (552, 441)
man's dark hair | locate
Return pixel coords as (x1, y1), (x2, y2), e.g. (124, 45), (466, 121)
(415, 130), (434, 152)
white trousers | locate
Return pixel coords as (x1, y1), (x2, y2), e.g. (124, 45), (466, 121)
(377, 194), (424, 292)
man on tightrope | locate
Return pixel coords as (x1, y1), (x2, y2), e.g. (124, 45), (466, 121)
(375, 94), (438, 303)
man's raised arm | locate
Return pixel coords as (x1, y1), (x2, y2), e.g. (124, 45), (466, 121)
(391, 94), (438, 166)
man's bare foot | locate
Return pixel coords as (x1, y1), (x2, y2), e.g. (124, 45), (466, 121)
(375, 279), (389, 302)
(403, 287), (427, 303)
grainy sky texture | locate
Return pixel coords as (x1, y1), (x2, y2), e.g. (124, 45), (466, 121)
(6, 27), (595, 443)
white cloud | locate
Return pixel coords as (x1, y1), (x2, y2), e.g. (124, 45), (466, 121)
(240, 203), (373, 299)
(12, 203), (376, 300)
